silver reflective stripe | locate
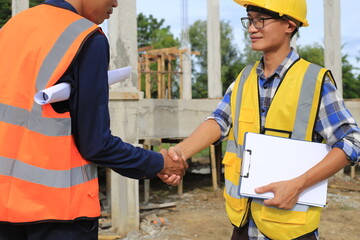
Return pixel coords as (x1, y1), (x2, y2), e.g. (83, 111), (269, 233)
(292, 63), (322, 140)
(0, 102), (71, 136)
(226, 139), (244, 157)
(30, 104), (71, 136)
(0, 156), (97, 188)
(0, 103), (29, 126)
(233, 64), (254, 144)
(252, 198), (310, 212)
(36, 18), (96, 91)
(225, 179), (242, 199)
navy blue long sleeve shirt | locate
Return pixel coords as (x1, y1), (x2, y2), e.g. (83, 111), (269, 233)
(46, 0), (164, 179)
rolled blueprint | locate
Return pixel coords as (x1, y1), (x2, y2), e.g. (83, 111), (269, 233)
(34, 66), (131, 105)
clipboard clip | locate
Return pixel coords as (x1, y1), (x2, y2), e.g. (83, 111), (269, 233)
(241, 149), (252, 178)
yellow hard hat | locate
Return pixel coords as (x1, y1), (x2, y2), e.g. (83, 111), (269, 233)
(234, 0), (309, 27)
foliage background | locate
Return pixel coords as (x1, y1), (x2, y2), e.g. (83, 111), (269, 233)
(1, 1), (359, 98)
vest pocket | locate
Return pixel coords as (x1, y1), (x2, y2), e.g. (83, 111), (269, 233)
(260, 205), (308, 225)
(239, 107), (256, 123)
(222, 152), (241, 184)
(223, 152), (245, 211)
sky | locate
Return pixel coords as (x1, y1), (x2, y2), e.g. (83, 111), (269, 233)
(136, 0), (360, 69)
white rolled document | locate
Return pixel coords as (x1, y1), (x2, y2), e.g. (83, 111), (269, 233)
(34, 66), (131, 105)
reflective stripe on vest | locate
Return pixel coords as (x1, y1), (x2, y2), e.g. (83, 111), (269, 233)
(36, 17), (95, 91)
(292, 63), (324, 140)
(0, 103), (70, 136)
(224, 59), (327, 238)
(0, 156), (97, 188)
(0, 4), (100, 223)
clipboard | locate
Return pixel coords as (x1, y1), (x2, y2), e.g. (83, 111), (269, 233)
(239, 132), (331, 207)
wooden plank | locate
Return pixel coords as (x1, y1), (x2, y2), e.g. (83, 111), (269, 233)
(329, 184), (360, 192)
(109, 92), (140, 100)
(98, 235), (123, 240)
(210, 145), (219, 191)
(140, 202), (177, 210)
(145, 55), (151, 98)
(157, 57), (162, 98)
(147, 47), (179, 55)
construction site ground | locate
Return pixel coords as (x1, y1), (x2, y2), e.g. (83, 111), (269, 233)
(99, 163), (360, 240)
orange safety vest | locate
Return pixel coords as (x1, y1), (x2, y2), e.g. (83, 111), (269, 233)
(0, 4), (101, 223)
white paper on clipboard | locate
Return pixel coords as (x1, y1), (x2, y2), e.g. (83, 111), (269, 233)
(239, 132), (331, 207)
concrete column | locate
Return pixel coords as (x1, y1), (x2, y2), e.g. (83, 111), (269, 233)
(181, 47), (192, 99)
(108, 0), (140, 235)
(207, 0), (222, 98)
(108, 0), (139, 93)
(324, 0), (344, 177)
(12, 0), (28, 16)
(324, 0), (342, 94)
(181, 0), (192, 99)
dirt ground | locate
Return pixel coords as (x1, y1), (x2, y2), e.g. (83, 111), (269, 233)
(100, 165), (360, 240)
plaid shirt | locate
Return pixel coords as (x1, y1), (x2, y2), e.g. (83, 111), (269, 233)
(209, 50), (360, 239)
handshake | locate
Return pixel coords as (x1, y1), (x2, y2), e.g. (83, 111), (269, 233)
(157, 146), (188, 186)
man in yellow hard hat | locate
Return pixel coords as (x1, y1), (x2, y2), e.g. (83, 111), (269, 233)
(162, 0), (360, 239)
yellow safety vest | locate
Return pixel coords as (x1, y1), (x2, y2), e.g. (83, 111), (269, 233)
(223, 58), (332, 239)
(0, 4), (100, 223)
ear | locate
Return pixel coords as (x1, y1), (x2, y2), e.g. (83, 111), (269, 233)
(286, 20), (298, 34)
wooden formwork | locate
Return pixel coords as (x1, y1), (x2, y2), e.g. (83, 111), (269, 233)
(138, 46), (199, 99)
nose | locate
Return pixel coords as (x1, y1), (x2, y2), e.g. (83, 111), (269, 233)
(113, 0), (118, 8)
(248, 22), (258, 33)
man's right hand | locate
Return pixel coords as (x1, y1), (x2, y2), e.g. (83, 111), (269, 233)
(157, 148), (188, 186)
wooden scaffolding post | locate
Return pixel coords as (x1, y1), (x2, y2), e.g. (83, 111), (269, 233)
(157, 56), (162, 99)
(145, 54), (151, 99)
(161, 53), (166, 99)
(167, 55), (172, 99)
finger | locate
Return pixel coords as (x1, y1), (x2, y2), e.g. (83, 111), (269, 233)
(163, 174), (179, 185)
(263, 198), (276, 207)
(255, 184), (272, 194)
(157, 173), (169, 180)
(168, 176), (181, 186)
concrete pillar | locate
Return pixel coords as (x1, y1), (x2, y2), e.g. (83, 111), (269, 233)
(181, 0), (192, 99)
(207, 0), (222, 98)
(181, 47), (192, 99)
(12, 0), (28, 16)
(107, 0), (140, 235)
(324, 0), (344, 177)
(324, 0), (342, 94)
(108, 0), (139, 93)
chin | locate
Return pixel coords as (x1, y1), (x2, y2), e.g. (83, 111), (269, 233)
(251, 44), (262, 52)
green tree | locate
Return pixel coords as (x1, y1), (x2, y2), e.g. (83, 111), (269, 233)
(298, 43), (360, 99)
(342, 55), (360, 99)
(189, 20), (244, 98)
(0, 0), (43, 27)
(0, 0), (11, 27)
(137, 13), (180, 98)
(137, 13), (179, 49)
(298, 43), (324, 66)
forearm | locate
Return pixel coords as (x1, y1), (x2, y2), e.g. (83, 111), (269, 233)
(176, 119), (222, 160)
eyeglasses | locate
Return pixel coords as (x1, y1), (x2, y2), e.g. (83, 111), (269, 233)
(241, 17), (279, 30)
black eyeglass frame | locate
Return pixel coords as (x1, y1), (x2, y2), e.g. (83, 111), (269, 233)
(240, 17), (280, 30)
